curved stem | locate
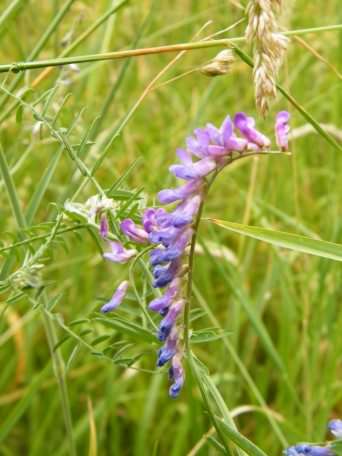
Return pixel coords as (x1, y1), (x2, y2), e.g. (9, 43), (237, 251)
(183, 149), (288, 354)
(183, 200), (205, 353)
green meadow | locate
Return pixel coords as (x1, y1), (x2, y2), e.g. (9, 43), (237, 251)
(0, 1), (341, 455)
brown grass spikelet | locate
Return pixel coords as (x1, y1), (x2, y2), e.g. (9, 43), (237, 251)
(245, 0), (288, 114)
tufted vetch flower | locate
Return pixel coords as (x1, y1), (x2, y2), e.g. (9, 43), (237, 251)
(98, 110), (290, 398)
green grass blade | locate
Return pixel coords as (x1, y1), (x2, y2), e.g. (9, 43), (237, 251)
(209, 219), (342, 261)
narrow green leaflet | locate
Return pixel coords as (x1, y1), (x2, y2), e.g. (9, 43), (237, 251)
(209, 219), (342, 262)
(191, 328), (232, 344)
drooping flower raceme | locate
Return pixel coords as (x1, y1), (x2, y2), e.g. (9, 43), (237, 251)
(138, 112), (289, 397)
(98, 111), (290, 398)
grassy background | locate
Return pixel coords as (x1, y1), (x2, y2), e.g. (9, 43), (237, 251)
(0, 0), (341, 455)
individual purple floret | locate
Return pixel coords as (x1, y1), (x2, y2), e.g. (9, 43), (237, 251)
(143, 207), (168, 233)
(100, 280), (129, 313)
(158, 179), (202, 204)
(169, 354), (185, 398)
(234, 112), (271, 148)
(275, 110), (290, 151)
(149, 225), (183, 247)
(99, 214), (109, 238)
(103, 241), (137, 263)
(158, 300), (184, 341)
(156, 196), (201, 228)
(150, 228), (193, 266)
(153, 259), (181, 288)
(186, 128), (210, 158)
(205, 115), (248, 156)
(120, 218), (148, 243)
(157, 327), (178, 367)
(328, 419), (342, 438)
(170, 157), (216, 180)
(284, 445), (335, 456)
(148, 278), (181, 314)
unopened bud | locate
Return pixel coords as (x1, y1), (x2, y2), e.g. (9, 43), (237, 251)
(200, 49), (234, 77)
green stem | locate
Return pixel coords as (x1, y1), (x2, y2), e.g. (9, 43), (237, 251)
(0, 223), (89, 253)
(0, 24), (341, 74)
(183, 200), (205, 353)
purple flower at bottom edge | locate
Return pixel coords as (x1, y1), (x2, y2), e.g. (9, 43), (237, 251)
(157, 300), (184, 341)
(169, 354), (184, 398)
(275, 110), (290, 151)
(284, 444), (335, 456)
(103, 241), (137, 263)
(120, 218), (148, 244)
(234, 112), (271, 148)
(100, 280), (129, 313)
(328, 419), (342, 438)
(148, 278), (181, 314)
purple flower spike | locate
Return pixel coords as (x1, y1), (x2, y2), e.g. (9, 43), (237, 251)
(284, 445), (334, 456)
(99, 214), (109, 238)
(120, 218), (148, 244)
(158, 179), (202, 204)
(169, 354), (185, 398)
(103, 241), (137, 263)
(158, 300), (184, 340)
(100, 280), (129, 313)
(234, 112), (271, 148)
(328, 419), (342, 438)
(275, 111), (290, 151)
(157, 327), (178, 367)
(169, 157), (216, 180)
(148, 278), (181, 314)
